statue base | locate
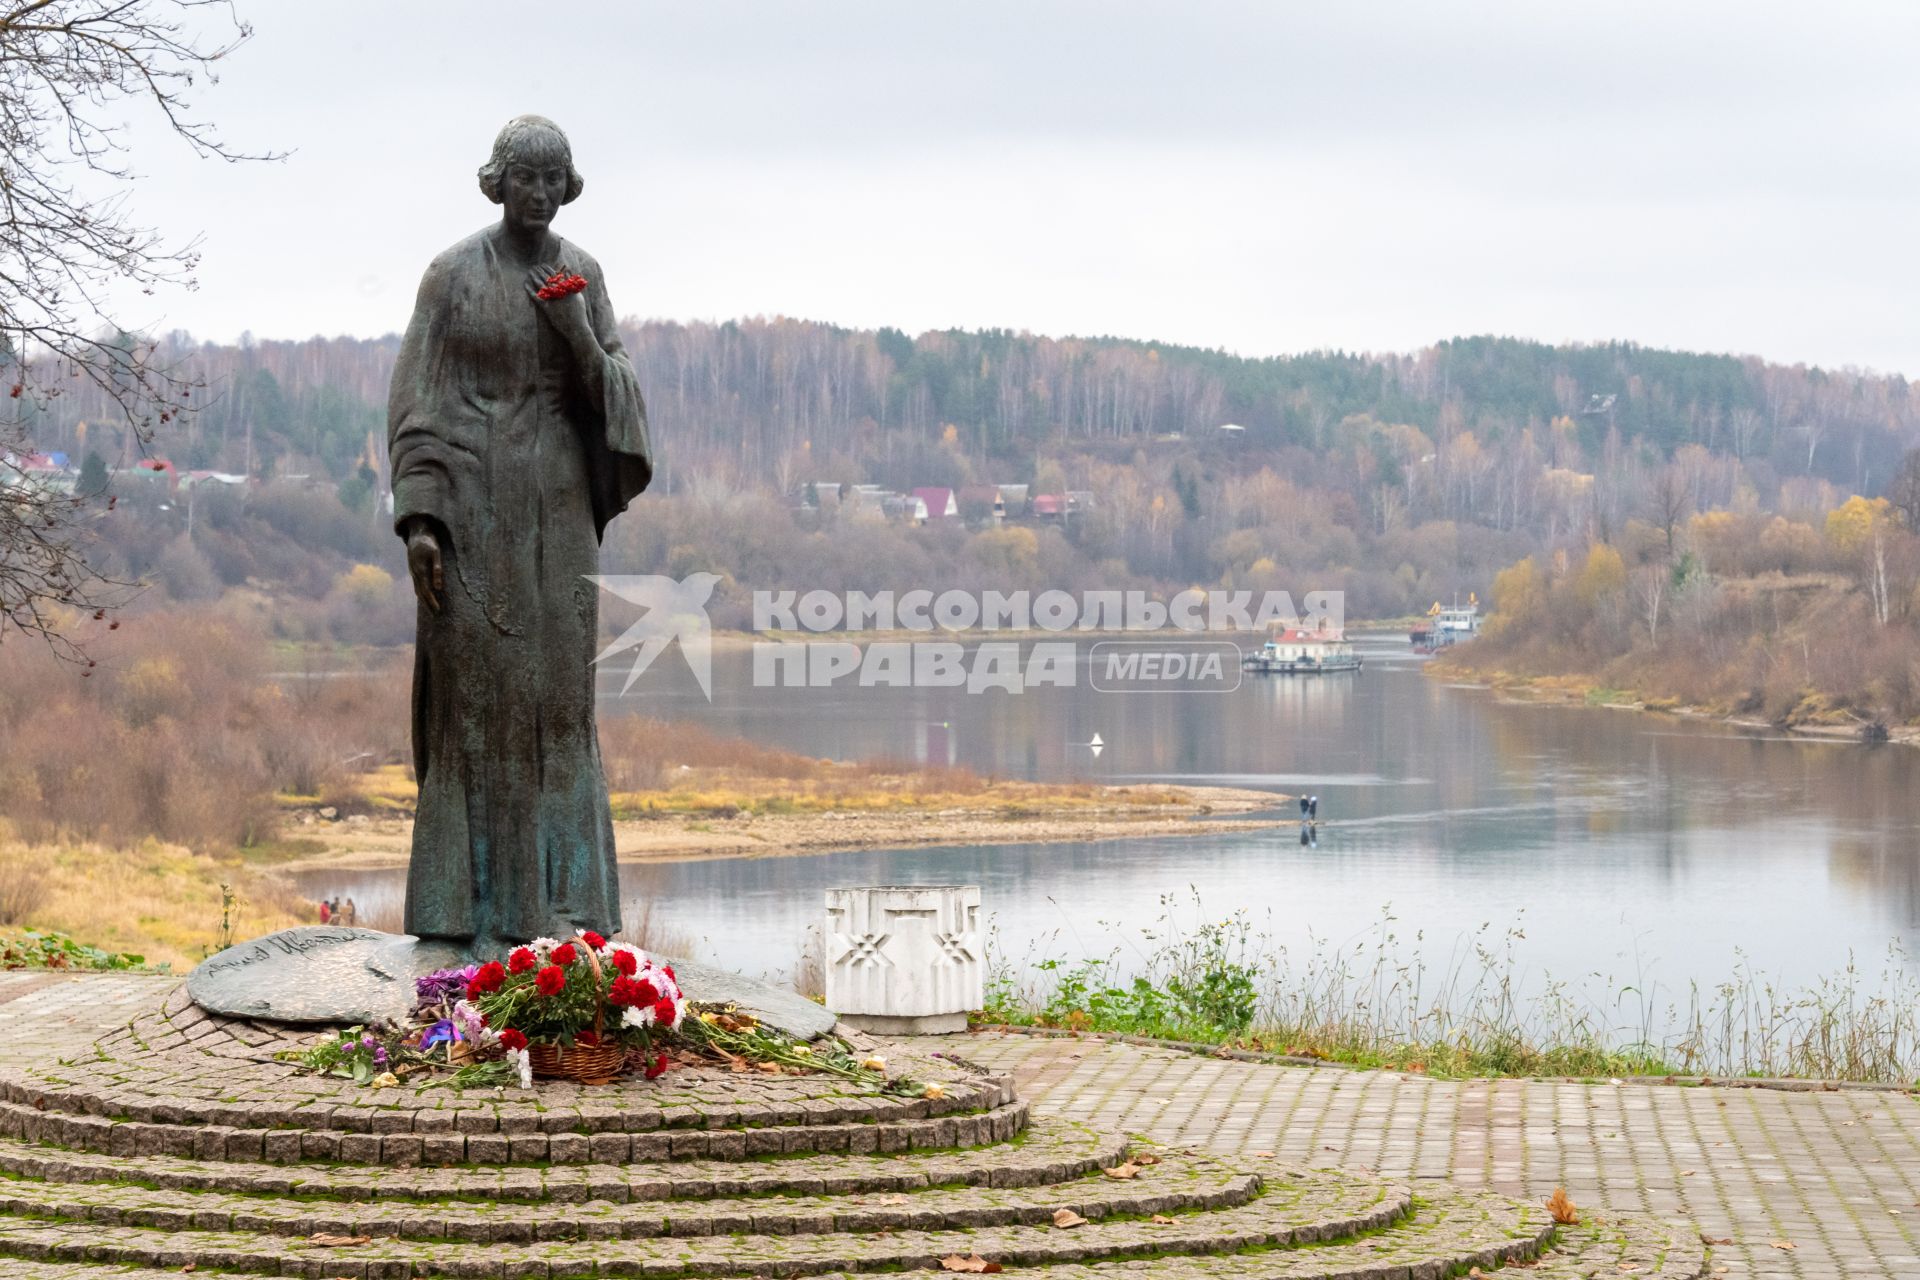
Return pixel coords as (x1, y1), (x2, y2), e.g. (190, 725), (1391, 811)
(186, 927), (836, 1039)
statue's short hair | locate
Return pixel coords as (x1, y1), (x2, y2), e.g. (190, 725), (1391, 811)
(477, 115), (584, 205)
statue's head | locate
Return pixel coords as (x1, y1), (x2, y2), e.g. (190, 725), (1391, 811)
(478, 115), (584, 232)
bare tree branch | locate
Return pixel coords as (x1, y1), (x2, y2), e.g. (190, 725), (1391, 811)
(0, 0), (273, 648)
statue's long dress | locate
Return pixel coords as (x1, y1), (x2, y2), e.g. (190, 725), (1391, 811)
(388, 226), (651, 954)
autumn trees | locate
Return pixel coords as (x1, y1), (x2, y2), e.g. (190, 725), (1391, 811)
(0, 0), (268, 649)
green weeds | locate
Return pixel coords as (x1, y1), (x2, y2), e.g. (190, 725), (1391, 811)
(982, 893), (1920, 1083)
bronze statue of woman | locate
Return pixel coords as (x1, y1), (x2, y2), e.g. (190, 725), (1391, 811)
(388, 115), (650, 958)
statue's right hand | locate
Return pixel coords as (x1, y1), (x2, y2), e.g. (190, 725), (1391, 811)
(407, 526), (445, 614)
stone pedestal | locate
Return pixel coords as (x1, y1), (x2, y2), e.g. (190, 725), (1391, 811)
(824, 885), (983, 1034)
(186, 928), (835, 1039)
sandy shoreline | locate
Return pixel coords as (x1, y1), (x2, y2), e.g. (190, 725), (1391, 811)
(1434, 669), (1920, 747)
(284, 784), (1293, 872)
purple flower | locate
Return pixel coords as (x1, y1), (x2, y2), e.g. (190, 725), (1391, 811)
(414, 965), (479, 1008)
(373, 1045), (389, 1066)
(359, 1034), (377, 1050)
(418, 1018), (462, 1051)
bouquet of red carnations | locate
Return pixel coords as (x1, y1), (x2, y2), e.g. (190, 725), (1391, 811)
(466, 932), (686, 1083)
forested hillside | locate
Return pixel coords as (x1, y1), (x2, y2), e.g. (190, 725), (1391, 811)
(10, 322), (1917, 631)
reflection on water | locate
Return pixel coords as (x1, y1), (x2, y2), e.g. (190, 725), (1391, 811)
(293, 638), (1920, 1015)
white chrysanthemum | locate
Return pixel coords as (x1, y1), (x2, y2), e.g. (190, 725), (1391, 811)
(621, 1005), (657, 1030)
(527, 937), (560, 957)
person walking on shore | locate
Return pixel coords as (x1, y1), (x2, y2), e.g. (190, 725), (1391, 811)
(1308, 795), (1319, 821)
(1299, 795), (1310, 820)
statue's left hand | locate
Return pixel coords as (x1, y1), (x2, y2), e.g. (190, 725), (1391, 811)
(527, 264), (594, 347)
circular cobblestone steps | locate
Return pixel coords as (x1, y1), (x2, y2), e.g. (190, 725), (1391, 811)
(0, 985), (1707, 1279)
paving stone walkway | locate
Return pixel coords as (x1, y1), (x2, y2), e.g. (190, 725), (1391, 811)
(2, 973), (1912, 1277)
(927, 1032), (1920, 1280)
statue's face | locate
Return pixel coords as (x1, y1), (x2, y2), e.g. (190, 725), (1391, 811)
(503, 159), (569, 233)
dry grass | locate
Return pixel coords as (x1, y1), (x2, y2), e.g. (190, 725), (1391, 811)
(0, 860), (49, 927)
(0, 835), (311, 969)
(0, 609), (411, 851)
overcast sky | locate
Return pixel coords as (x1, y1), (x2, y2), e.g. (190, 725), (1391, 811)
(96, 1), (1920, 373)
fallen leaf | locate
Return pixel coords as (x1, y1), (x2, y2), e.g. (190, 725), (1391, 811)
(754, 1061), (783, 1074)
(1102, 1161), (1142, 1180)
(1545, 1187), (1580, 1226)
(1133, 1153), (1161, 1166)
(1251, 1150), (1274, 1159)
(1052, 1208), (1088, 1229)
(939, 1254), (1003, 1273)
(1150, 1214), (1176, 1225)
(1769, 1240), (1796, 1251)
(180, 1267), (195, 1275)
(1701, 1236), (1732, 1246)
(1682, 1169), (1696, 1176)
(308, 1233), (372, 1247)
(874, 1194), (907, 1206)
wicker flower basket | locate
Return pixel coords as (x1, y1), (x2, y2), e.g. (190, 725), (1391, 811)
(527, 948), (627, 1085)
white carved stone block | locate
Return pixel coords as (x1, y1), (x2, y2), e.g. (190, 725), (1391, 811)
(824, 885), (983, 1034)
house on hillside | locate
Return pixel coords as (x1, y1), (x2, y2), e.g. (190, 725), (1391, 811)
(844, 484), (893, 521)
(121, 457), (179, 492)
(179, 470), (248, 491)
(997, 484), (1029, 518)
(1032, 494), (1065, 522)
(957, 485), (1004, 523)
(797, 481), (842, 512)
(884, 492), (930, 524)
(911, 486), (958, 521)
(1, 451), (74, 495)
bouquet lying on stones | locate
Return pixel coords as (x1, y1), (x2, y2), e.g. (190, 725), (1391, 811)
(285, 930), (922, 1095)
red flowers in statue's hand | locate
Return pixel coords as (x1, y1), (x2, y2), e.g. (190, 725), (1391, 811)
(549, 942), (578, 966)
(536, 270), (588, 301)
(535, 964), (566, 996)
(498, 1028), (528, 1052)
(508, 947), (537, 974)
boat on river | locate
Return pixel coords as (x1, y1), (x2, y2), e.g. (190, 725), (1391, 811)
(1410, 595), (1479, 653)
(1242, 625), (1362, 675)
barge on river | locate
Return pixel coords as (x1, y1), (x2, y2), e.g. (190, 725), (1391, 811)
(1410, 595), (1479, 653)
(1242, 626), (1362, 675)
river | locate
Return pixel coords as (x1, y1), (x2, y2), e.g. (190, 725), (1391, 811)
(293, 635), (1920, 1024)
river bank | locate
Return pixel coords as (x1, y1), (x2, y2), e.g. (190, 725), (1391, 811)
(279, 781), (1291, 871)
(1429, 665), (1920, 747)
